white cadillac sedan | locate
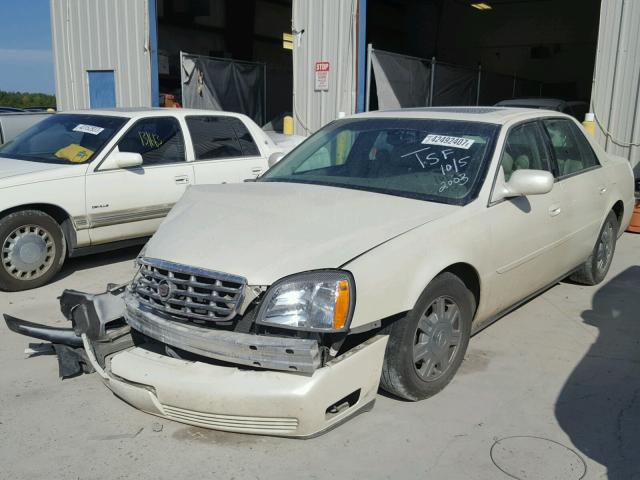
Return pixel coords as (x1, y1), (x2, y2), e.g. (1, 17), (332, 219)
(6, 107), (635, 437)
(0, 108), (290, 291)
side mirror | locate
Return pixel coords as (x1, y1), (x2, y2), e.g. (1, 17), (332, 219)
(493, 169), (554, 202)
(113, 151), (143, 169)
(268, 152), (285, 167)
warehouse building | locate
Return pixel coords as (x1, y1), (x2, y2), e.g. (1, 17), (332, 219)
(50, 0), (639, 169)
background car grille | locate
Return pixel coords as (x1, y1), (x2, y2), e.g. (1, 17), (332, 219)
(133, 257), (246, 324)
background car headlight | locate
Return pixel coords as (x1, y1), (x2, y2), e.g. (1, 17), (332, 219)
(256, 271), (355, 332)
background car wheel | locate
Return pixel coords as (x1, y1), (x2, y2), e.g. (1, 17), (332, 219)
(0, 210), (66, 291)
(569, 210), (618, 286)
(380, 272), (475, 401)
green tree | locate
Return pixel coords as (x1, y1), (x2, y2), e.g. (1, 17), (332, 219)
(0, 90), (56, 109)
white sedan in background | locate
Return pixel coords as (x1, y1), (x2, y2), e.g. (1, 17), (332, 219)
(0, 108), (291, 291)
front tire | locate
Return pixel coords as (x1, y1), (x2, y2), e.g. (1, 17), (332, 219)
(0, 210), (66, 291)
(380, 273), (475, 401)
(569, 210), (618, 286)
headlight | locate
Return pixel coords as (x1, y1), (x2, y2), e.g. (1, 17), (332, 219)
(256, 271), (355, 332)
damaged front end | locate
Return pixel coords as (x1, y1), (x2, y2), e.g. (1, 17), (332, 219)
(5, 285), (133, 378)
(5, 274), (388, 438)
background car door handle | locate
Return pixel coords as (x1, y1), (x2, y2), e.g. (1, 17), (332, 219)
(251, 167), (263, 175)
(548, 205), (562, 217)
(599, 186), (607, 194)
(174, 175), (190, 185)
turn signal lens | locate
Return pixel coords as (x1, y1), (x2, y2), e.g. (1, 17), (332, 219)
(333, 280), (350, 330)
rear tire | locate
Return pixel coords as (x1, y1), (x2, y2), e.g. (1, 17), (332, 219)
(380, 273), (475, 401)
(0, 210), (66, 291)
(569, 210), (618, 286)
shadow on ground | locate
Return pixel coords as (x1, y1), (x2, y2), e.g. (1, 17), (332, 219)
(52, 245), (142, 282)
(556, 266), (640, 480)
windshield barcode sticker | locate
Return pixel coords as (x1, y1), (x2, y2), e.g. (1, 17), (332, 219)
(422, 134), (474, 150)
(73, 124), (104, 135)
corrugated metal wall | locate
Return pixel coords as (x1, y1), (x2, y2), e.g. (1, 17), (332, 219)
(50, 0), (153, 111)
(292, 0), (359, 135)
(591, 0), (640, 171)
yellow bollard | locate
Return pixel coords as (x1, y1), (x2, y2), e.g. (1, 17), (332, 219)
(336, 131), (351, 165)
(283, 115), (294, 136)
(582, 112), (596, 136)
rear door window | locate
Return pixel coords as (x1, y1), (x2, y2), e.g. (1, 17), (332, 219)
(230, 118), (260, 156)
(543, 119), (599, 177)
(187, 116), (260, 160)
(117, 117), (185, 165)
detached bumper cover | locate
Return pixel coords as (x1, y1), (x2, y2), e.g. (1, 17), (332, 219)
(95, 334), (388, 438)
(124, 294), (321, 373)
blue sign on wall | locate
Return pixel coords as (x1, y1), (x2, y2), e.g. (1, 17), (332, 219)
(88, 70), (116, 108)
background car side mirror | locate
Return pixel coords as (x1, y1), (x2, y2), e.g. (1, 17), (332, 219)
(268, 152), (285, 167)
(493, 169), (554, 202)
(112, 151), (143, 169)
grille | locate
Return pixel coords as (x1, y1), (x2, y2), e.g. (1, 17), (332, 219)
(162, 405), (299, 434)
(133, 257), (246, 323)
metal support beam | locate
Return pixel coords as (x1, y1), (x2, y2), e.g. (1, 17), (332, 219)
(148, 0), (159, 107)
(365, 43), (373, 111)
(429, 57), (436, 106)
(356, 0), (367, 112)
(476, 64), (482, 106)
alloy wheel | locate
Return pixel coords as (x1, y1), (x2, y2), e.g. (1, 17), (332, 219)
(596, 222), (614, 272)
(413, 295), (462, 381)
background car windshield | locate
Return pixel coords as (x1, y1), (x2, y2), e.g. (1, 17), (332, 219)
(0, 114), (127, 164)
(261, 118), (499, 204)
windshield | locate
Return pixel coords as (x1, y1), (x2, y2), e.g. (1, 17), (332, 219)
(261, 118), (500, 204)
(0, 114), (127, 164)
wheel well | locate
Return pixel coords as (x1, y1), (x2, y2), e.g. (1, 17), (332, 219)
(0, 204), (74, 250)
(440, 263), (481, 313)
(1, 203), (71, 225)
(612, 200), (624, 226)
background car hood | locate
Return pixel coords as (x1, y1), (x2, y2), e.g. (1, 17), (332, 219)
(144, 182), (456, 285)
(0, 156), (82, 187)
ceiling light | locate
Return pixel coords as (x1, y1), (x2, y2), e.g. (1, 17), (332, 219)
(471, 3), (492, 10)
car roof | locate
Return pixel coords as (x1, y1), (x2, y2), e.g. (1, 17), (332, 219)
(60, 107), (246, 119)
(495, 98), (567, 109)
(351, 106), (571, 125)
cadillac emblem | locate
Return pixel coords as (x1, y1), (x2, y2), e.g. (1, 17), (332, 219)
(157, 280), (173, 299)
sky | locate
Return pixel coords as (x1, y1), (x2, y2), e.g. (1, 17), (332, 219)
(0, 0), (55, 94)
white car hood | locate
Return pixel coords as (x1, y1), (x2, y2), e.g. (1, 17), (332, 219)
(145, 182), (456, 285)
(0, 156), (81, 187)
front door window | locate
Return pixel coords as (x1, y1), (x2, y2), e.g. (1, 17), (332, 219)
(117, 117), (186, 165)
(499, 122), (551, 181)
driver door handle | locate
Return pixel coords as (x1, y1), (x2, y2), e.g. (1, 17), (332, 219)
(548, 205), (562, 217)
(174, 175), (190, 185)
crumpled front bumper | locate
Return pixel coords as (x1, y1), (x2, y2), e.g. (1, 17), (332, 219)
(93, 334), (388, 438)
(124, 294), (322, 373)
(5, 287), (389, 438)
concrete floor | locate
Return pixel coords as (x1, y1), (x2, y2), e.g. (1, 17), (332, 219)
(1, 234), (639, 480)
